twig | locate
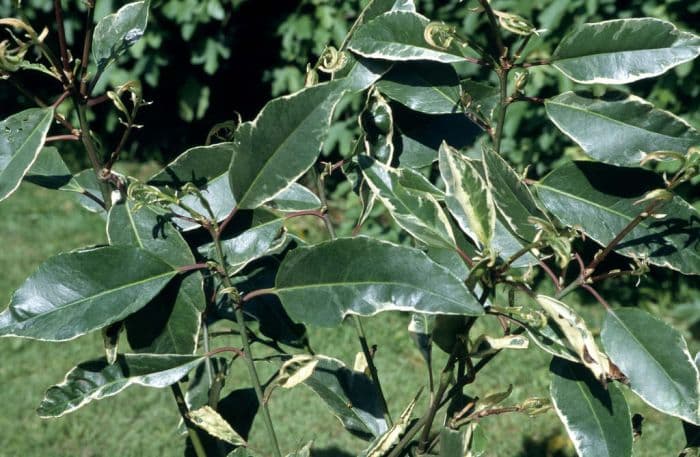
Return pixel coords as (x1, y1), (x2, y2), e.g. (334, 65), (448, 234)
(46, 134), (79, 142)
(53, 0), (70, 75)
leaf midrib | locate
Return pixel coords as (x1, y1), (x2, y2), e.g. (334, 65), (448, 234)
(547, 98), (696, 146)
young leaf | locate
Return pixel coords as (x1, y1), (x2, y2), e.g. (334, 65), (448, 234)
(536, 161), (700, 275)
(229, 81), (346, 209)
(0, 107), (54, 202)
(601, 308), (700, 424)
(107, 201), (205, 354)
(552, 18), (700, 84)
(302, 356), (388, 439)
(0, 246), (178, 341)
(360, 156), (456, 249)
(439, 143), (495, 250)
(37, 353), (204, 418)
(537, 295), (608, 382)
(275, 237), (483, 327)
(348, 12), (466, 63)
(360, 389), (420, 456)
(545, 92), (700, 167)
(482, 147), (548, 243)
(92, 0), (151, 75)
(376, 61), (462, 114)
(188, 406), (247, 446)
(550, 358), (633, 457)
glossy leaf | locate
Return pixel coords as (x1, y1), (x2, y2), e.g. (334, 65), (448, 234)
(302, 356), (387, 439)
(108, 201), (205, 354)
(70, 169), (107, 214)
(37, 353), (204, 418)
(601, 308), (700, 424)
(349, 12), (466, 63)
(276, 237), (481, 326)
(149, 142), (234, 187)
(24, 147), (73, 189)
(439, 143), (495, 249)
(552, 18), (700, 84)
(336, 54), (392, 92)
(230, 81), (345, 209)
(536, 161), (700, 275)
(92, 0), (150, 74)
(360, 390), (419, 456)
(268, 183), (321, 212)
(482, 147), (547, 242)
(201, 215), (287, 275)
(377, 61), (462, 114)
(361, 156), (456, 249)
(0, 107), (54, 202)
(545, 92), (700, 167)
(0, 246), (177, 341)
(550, 358), (632, 457)
(462, 80), (499, 122)
(149, 141), (238, 230)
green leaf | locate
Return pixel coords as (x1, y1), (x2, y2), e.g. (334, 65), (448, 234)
(348, 12), (466, 63)
(550, 358), (632, 457)
(377, 61), (462, 114)
(149, 142), (237, 230)
(360, 389), (420, 456)
(275, 237), (482, 327)
(268, 183), (322, 212)
(461, 79), (499, 122)
(394, 105), (480, 169)
(601, 308), (700, 424)
(107, 201), (205, 354)
(482, 147), (547, 242)
(439, 143), (495, 250)
(230, 81), (345, 209)
(552, 18), (700, 84)
(408, 312), (433, 367)
(201, 215), (287, 275)
(336, 54), (392, 92)
(37, 353), (204, 418)
(0, 246), (177, 341)
(70, 169), (107, 214)
(536, 161), (700, 275)
(360, 156), (456, 249)
(302, 356), (387, 438)
(545, 92), (700, 167)
(149, 142), (234, 187)
(0, 107), (54, 202)
(24, 147), (73, 189)
(92, 0), (151, 74)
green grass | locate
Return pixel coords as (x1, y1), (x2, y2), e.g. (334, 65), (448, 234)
(0, 179), (687, 456)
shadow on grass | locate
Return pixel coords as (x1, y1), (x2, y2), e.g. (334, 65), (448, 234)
(311, 447), (354, 457)
(515, 435), (573, 457)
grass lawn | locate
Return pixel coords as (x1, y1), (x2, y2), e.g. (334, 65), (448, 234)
(0, 177), (688, 456)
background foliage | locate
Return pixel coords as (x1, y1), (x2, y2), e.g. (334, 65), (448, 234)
(2, 0), (700, 456)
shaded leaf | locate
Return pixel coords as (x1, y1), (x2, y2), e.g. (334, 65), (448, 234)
(536, 161), (700, 275)
(303, 356), (387, 439)
(24, 146), (73, 189)
(149, 142), (234, 188)
(552, 18), (700, 84)
(377, 61), (462, 114)
(545, 92), (700, 167)
(0, 246), (177, 341)
(37, 353), (204, 418)
(0, 107), (54, 202)
(108, 201), (204, 354)
(275, 237), (482, 327)
(601, 308), (700, 424)
(550, 358), (632, 457)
